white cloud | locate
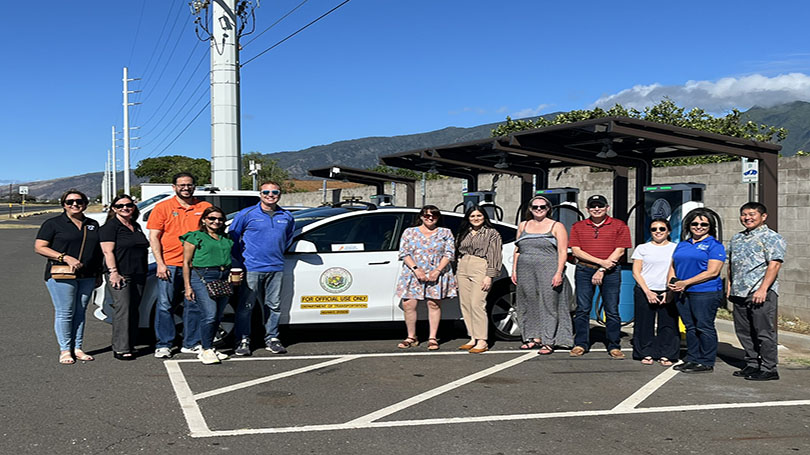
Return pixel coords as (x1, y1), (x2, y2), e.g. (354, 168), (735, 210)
(511, 104), (551, 118)
(590, 73), (810, 112)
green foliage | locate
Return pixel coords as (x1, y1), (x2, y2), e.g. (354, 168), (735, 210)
(240, 152), (295, 192)
(491, 99), (788, 168)
(366, 165), (446, 180)
(134, 155), (211, 184)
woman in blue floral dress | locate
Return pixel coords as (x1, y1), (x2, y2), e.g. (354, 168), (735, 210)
(396, 205), (458, 350)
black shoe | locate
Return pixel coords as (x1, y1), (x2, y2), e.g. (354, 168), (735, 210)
(745, 370), (779, 381)
(673, 361), (697, 371)
(113, 352), (135, 361)
(682, 363), (713, 373)
(732, 366), (760, 378)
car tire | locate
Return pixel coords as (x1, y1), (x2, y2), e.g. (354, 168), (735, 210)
(486, 281), (521, 341)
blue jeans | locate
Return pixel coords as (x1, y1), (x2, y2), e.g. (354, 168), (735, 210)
(154, 265), (201, 349)
(189, 268), (231, 350)
(234, 271), (283, 343)
(677, 290), (722, 366)
(45, 277), (96, 351)
(573, 265), (622, 351)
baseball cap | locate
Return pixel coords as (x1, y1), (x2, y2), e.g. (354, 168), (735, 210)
(587, 195), (608, 208)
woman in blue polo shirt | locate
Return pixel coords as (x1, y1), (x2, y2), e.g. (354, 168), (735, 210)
(668, 209), (726, 373)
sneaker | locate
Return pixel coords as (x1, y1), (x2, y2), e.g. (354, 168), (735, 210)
(215, 350), (229, 361)
(180, 345), (202, 354)
(235, 339), (251, 357)
(265, 338), (287, 354)
(609, 349), (626, 360)
(154, 347), (172, 359)
(199, 349), (221, 365)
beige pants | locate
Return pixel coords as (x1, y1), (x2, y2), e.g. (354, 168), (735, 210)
(457, 255), (490, 340)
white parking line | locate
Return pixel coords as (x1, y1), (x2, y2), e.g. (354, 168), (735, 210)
(163, 350), (810, 438)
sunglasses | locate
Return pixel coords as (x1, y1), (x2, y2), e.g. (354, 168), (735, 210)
(421, 214), (438, 219)
(64, 199), (85, 206)
(260, 189), (281, 196)
(206, 216), (226, 222)
(690, 222), (710, 228)
(530, 205), (549, 211)
(588, 204), (606, 209)
(650, 227), (668, 232)
(113, 203), (135, 209)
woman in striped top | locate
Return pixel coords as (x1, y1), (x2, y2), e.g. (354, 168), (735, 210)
(455, 205), (503, 353)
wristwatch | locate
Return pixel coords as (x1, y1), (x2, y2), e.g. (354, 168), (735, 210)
(597, 267), (607, 272)
(411, 265), (419, 271)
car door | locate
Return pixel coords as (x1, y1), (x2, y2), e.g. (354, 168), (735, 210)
(281, 212), (404, 324)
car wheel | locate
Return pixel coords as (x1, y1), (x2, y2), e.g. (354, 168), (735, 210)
(487, 283), (521, 341)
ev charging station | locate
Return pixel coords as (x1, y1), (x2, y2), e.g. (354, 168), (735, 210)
(460, 190), (504, 221)
(370, 194), (394, 207)
(534, 187), (581, 232)
(642, 183), (705, 243)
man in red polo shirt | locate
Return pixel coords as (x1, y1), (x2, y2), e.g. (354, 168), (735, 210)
(147, 172), (211, 358)
(569, 195), (632, 359)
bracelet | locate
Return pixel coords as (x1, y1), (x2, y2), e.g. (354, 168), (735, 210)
(597, 267), (607, 272)
(57, 253), (66, 262)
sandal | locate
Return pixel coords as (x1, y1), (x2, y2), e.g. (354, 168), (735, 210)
(427, 338), (440, 351)
(538, 345), (553, 355)
(59, 351), (75, 365)
(74, 349), (94, 361)
(641, 356), (654, 365)
(520, 340), (538, 350)
(397, 337), (419, 349)
(658, 357), (673, 367)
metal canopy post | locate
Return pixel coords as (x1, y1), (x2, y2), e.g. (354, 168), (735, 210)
(759, 152), (779, 231)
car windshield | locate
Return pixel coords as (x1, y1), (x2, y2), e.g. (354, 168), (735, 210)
(137, 193), (170, 210)
(291, 207), (363, 232)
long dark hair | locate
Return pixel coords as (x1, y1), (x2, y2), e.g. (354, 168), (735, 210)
(198, 206), (227, 234)
(106, 194), (140, 221)
(60, 189), (88, 207)
(683, 208), (718, 239)
(456, 205), (494, 251)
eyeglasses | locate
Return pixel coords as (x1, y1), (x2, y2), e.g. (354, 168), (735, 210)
(260, 189), (281, 196)
(690, 222), (710, 228)
(588, 204), (606, 209)
(64, 199), (85, 206)
(530, 205), (549, 211)
(650, 227), (668, 232)
(421, 214), (437, 219)
(113, 203), (135, 209)
(175, 184), (194, 188)
(206, 216), (226, 222)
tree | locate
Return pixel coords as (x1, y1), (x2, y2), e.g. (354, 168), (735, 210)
(490, 99), (788, 167)
(134, 155), (211, 184)
(240, 152), (294, 191)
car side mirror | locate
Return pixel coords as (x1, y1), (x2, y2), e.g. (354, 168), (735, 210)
(290, 240), (317, 253)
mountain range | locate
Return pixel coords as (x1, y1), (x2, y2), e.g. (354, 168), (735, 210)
(7, 101), (810, 201)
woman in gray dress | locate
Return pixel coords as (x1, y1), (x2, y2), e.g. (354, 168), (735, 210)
(511, 196), (573, 354)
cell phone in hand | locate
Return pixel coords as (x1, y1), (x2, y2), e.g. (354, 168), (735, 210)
(669, 277), (678, 285)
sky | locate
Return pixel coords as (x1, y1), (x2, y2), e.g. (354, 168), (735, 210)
(3, 0), (810, 183)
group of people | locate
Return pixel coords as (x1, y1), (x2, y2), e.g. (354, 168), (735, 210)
(35, 178), (787, 379)
(35, 173), (295, 365)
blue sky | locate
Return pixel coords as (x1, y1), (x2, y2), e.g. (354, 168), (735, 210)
(3, 0), (810, 182)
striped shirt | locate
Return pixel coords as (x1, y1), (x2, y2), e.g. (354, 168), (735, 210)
(457, 226), (503, 277)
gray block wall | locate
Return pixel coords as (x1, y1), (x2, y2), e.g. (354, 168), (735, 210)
(282, 157), (810, 320)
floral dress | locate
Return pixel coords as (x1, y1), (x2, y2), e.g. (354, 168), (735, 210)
(396, 227), (458, 300)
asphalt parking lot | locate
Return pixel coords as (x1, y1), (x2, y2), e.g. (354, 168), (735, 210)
(3, 213), (810, 454)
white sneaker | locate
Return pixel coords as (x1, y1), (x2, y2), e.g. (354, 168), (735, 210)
(199, 349), (220, 365)
(215, 350), (229, 360)
(154, 347), (172, 358)
(181, 345), (202, 354)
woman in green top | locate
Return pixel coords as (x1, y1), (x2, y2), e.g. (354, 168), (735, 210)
(181, 206), (234, 365)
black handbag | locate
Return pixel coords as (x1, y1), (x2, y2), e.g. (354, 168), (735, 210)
(194, 268), (233, 298)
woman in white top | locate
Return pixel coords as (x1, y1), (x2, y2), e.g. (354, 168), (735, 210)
(631, 218), (679, 366)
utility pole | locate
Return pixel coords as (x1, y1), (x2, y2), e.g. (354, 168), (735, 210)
(191, 0), (257, 190)
(111, 126), (117, 196)
(122, 67), (140, 195)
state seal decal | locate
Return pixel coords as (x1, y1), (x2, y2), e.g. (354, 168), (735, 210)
(319, 267), (353, 293)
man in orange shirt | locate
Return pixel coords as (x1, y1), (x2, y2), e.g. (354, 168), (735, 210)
(147, 173), (212, 358)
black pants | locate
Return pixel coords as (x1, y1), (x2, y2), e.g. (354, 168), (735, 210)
(730, 290), (779, 372)
(632, 286), (680, 361)
(106, 273), (145, 354)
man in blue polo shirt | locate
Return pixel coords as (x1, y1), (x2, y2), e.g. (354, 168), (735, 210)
(230, 181), (295, 356)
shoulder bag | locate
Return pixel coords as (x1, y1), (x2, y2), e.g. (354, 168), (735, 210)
(50, 226), (87, 280)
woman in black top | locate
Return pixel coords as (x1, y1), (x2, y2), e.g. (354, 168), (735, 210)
(34, 190), (103, 365)
(99, 195), (149, 360)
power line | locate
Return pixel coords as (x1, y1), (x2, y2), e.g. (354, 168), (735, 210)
(138, 73), (210, 150)
(136, 1), (187, 104)
(150, 101), (211, 159)
(127, 1), (147, 67)
(241, 0), (310, 48)
(241, 0), (351, 67)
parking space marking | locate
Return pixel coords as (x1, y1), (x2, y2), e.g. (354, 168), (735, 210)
(164, 350), (810, 438)
(346, 351), (537, 425)
(194, 356), (359, 400)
